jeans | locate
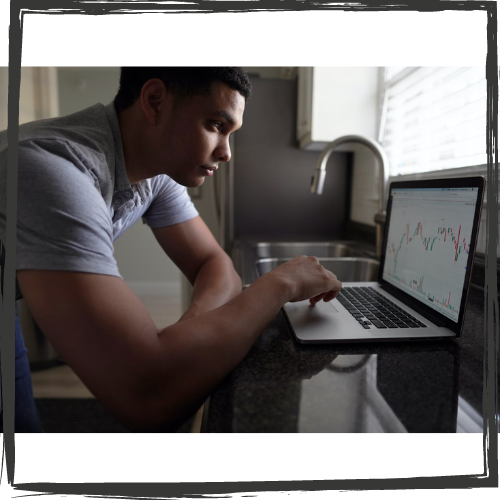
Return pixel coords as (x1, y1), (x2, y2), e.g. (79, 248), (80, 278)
(0, 309), (44, 432)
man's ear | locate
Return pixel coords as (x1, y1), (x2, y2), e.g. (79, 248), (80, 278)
(140, 78), (168, 125)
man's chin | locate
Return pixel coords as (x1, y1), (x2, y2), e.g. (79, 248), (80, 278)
(184, 177), (206, 189)
(170, 175), (205, 188)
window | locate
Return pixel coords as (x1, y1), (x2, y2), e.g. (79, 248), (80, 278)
(379, 67), (487, 177)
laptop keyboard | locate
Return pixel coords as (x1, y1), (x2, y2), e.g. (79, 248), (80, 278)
(336, 287), (427, 329)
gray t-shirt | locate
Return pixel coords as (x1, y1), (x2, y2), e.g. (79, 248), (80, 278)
(0, 102), (199, 293)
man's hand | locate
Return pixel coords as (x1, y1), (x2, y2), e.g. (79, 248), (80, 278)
(265, 255), (342, 306)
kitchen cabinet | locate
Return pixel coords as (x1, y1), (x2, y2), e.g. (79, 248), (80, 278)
(296, 67), (381, 150)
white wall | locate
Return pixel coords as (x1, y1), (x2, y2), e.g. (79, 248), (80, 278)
(57, 67), (120, 114)
(1, 67), (59, 129)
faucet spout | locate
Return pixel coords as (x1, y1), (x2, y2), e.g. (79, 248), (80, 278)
(311, 134), (390, 258)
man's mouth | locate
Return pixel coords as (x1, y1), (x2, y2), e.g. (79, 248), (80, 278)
(200, 165), (218, 176)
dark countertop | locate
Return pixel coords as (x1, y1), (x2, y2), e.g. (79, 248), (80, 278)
(202, 241), (498, 433)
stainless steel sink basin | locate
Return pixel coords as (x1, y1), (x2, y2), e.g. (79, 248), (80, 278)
(253, 241), (363, 259)
(255, 257), (380, 282)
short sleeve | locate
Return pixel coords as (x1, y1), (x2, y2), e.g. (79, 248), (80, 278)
(142, 175), (199, 228)
(4, 139), (121, 277)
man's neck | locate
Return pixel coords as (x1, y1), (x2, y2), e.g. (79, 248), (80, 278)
(117, 105), (154, 185)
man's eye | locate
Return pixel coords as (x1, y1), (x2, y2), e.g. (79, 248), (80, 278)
(213, 121), (223, 130)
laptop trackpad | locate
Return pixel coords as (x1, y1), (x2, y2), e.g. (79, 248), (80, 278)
(284, 299), (363, 342)
(285, 300), (339, 327)
(312, 300), (339, 314)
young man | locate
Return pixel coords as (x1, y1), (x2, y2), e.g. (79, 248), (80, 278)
(0, 67), (342, 432)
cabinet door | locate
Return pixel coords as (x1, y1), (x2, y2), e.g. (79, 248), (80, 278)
(296, 67), (313, 144)
(297, 67), (379, 150)
(312, 67), (378, 143)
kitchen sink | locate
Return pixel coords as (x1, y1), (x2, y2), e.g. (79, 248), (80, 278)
(255, 257), (380, 282)
(253, 241), (364, 259)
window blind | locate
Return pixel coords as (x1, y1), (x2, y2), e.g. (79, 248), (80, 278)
(380, 67), (487, 176)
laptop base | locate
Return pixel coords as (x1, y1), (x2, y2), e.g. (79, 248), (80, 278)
(283, 282), (457, 344)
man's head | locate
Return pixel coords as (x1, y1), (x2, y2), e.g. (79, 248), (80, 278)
(115, 67), (251, 187)
(115, 67), (252, 114)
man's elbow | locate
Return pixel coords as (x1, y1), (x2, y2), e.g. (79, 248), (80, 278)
(112, 390), (202, 433)
(220, 252), (242, 290)
(205, 251), (242, 291)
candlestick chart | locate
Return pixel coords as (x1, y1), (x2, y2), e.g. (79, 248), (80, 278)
(382, 190), (477, 322)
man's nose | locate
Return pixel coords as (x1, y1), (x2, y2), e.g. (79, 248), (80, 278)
(214, 139), (231, 163)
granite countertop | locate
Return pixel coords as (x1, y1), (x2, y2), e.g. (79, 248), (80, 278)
(202, 240), (498, 433)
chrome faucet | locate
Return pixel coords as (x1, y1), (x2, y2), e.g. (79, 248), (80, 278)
(310, 134), (389, 259)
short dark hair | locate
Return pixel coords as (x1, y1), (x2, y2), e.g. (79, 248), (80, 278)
(114, 67), (252, 113)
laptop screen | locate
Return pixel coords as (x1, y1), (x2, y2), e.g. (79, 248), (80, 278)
(381, 186), (479, 323)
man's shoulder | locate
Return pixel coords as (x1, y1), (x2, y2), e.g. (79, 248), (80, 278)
(0, 103), (112, 155)
(147, 174), (190, 198)
(21, 103), (110, 145)
(0, 104), (118, 201)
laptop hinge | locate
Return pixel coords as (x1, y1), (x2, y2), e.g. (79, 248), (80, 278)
(380, 284), (447, 327)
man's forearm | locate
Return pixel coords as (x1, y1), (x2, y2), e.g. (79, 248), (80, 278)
(179, 253), (242, 321)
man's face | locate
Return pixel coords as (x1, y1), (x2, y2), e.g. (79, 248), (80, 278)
(155, 81), (245, 187)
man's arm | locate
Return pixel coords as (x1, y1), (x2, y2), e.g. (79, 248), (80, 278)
(17, 256), (341, 432)
(151, 216), (242, 320)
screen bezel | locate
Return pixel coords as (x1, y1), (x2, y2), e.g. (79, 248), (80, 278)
(377, 176), (485, 337)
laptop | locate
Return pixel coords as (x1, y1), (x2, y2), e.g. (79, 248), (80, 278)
(283, 177), (485, 343)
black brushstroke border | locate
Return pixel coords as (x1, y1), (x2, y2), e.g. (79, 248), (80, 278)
(0, 0), (497, 497)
